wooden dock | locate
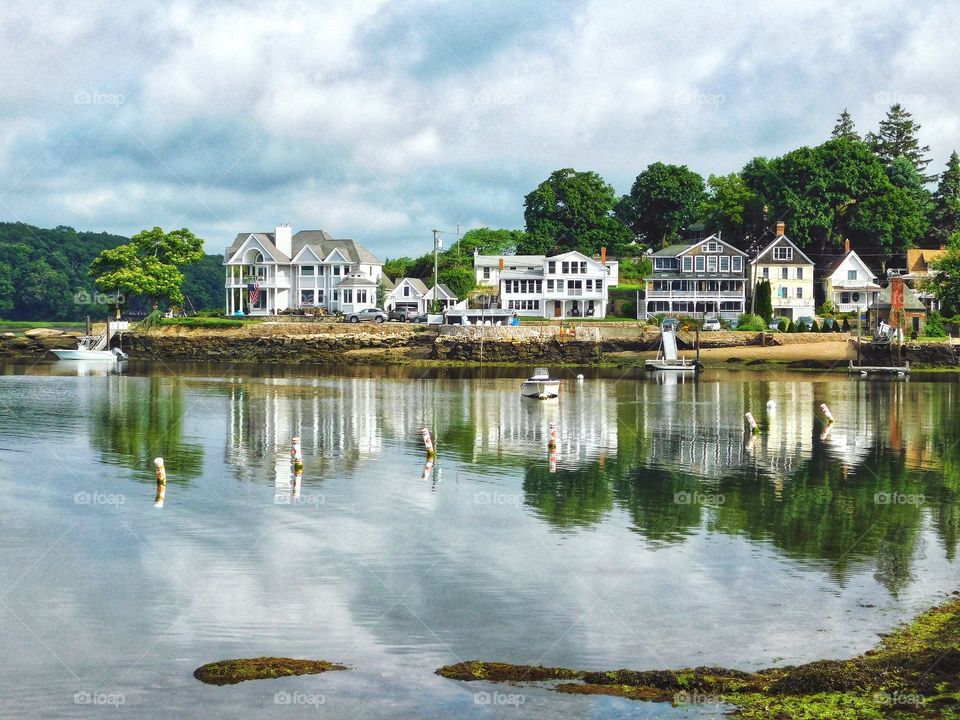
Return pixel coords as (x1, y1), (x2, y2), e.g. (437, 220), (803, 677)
(848, 361), (910, 375)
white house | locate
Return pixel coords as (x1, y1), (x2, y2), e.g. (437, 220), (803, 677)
(821, 241), (880, 314)
(223, 225), (384, 315)
(644, 234), (748, 320)
(384, 279), (459, 316)
(469, 250), (619, 319)
(749, 222), (815, 320)
(423, 283), (458, 311)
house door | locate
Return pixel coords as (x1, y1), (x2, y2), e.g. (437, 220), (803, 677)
(554, 301), (562, 318)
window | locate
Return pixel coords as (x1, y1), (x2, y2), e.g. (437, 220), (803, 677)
(773, 246), (793, 261)
(841, 292), (850, 303)
(852, 292), (861, 303)
(707, 256), (717, 273)
(333, 289), (339, 302)
(682, 256), (692, 272)
(586, 279), (592, 290)
(254, 266), (268, 281)
(695, 256), (705, 272)
(557, 280), (564, 291)
(318, 290), (324, 303)
(547, 279), (554, 290)
(847, 269), (857, 281)
(548, 261), (555, 273)
(343, 289), (353, 303)
(778, 287), (788, 298)
(300, 265), (314, 276)
(796, 267), (803, 280)
(483, 267), (490, 280)
(596, 279), (602, 291)
(357, 289), (367, 303)
(781, 267), (789, 280)
(300, 290), (315, 305)
(719, 256), (729, 272)
(333, 265), (341, 276)
(796, 287), (803, 299)
(762, 267), (769, 279)
(403, 285), (410, 297)
(580, 261), (587, 273)
(705, 242), (719, 253)
(561, 261), (570, 273)
(732, 257), (743, 273)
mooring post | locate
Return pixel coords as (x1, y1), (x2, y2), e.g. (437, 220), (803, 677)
(820, 403), (835, 423)
(744, 411), (760, 435)
(291, 436), (304, 472)
(548, 421), (557, 450)
(154, 457), (166, 508)
(422, 428), (436, 459)
(292, 466), (302, 498)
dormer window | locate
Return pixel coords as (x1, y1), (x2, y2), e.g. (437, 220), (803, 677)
(773, 246), (793, 261)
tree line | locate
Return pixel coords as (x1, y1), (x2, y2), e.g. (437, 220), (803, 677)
(385, 103), (960, 299)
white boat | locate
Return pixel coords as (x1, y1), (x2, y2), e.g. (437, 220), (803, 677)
(521, 368), (561, 399)
(645, 320), (700, 373)
(51, 331), (127, 361)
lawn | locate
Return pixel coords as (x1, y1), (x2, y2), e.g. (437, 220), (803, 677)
(0, 320), (86, 333)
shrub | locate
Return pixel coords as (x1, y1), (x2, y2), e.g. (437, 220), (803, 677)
(735, 313), (765, 331)
(818, 300), (837, 316)
(795, 319), (809, 332)
(923, 311), (948, 338)
(778, 318), (790, 332)
(810, 320), (820, 332)
(841, 317), (851, 332)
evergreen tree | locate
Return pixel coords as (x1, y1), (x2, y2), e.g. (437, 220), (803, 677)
(831, 108), (859, 140)
(930, 151), (960, 245)
(866, 104), (932, 178)
(753, 279), (773, 322)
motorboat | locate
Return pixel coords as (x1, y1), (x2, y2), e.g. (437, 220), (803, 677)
(51, 332), (127, 361)
(521, 367), (561, 399)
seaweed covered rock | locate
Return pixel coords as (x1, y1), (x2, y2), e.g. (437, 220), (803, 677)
(193, 657), (348, 685)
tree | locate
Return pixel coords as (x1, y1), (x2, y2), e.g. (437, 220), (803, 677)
(928, 247), (960, 315)
(181, 254), (225, 311)
(866, 103), (932, 178)
(521, 168), (631, 255)
(701, 172), (767, 252)
(437, 266), (475, 299)
(754, 279), (773, 322)
(90, 227), (205, 309)
(614, 162), (706, 249)
(831, 108), (860, 140)
(448, 228), (524, 257)
(383, 257), (414, 281)
(930, 151), (960, 245)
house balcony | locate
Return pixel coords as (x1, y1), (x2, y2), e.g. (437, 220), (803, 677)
(645, 290), (744, 299)
(226, 278), (291, 289)
(836, 302), (869, 314)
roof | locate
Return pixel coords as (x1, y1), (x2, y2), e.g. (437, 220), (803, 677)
(650, 235), (747, 258)
(751, 235), (814, 265)
(224, 232), (291, 263)
(650, 243), (691, 258)
(474, 254), (545, 267)
(822, 250), (876, 280)
(500, 270), (544, 280)
(906, 246), (948, 276)
(337, 274), (378, 288)
(425, 283), (457, 299)
(870, 283), (926, 311)
(225, 229), (382, 265)
(392, 277), (428, 294)
(381, 276), (396, 290)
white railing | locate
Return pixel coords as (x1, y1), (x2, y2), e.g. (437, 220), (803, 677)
(645, 290), (744, 299)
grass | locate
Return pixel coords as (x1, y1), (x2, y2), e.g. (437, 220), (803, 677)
(193, 657), (348, 685)
(435, 592), (960, 718)
(0, 321), (85, 332)
(155, 316), (264, 329)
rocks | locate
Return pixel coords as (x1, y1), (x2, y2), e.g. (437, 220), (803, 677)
(24, 328), (65, 338)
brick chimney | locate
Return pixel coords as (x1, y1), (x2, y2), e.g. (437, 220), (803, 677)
(600, 246), (607, 265)
(776, 221), (785, 237)
(499, 257), (504, 270)
(274, 224), (292, 258)
(844, 238), (851, 254)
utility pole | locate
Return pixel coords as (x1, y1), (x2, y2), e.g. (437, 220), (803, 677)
(431, 229), (442, 312)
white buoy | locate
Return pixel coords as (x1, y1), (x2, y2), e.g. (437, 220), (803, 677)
(422, 428), (436, 458)
(820, 403), (835, 423)
(291, 436), (304, 472)
(576, 374), (584, 381)
(154, 457), (166, 508)
(766, 400), (776, 410)
(744, 411), (760, 435)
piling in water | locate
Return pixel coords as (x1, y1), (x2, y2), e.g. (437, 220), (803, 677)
(744, 412), (760, 435)
(819, 403), (835, 423)
(291, 436), (304, 472)
(154, 457), (166, 508)
(422, 428), (436, 459)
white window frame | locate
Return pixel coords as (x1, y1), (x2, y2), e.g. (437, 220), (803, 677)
(695, 255), (705, 272)
(682, 256), (692, 272)
(732, 257), (743, 273)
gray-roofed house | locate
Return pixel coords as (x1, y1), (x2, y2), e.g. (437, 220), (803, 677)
(749, 221), (815, 321)
(820, 240), (880, 315)
(224, 224), (384, 315)
(643, 233), (748, 320)
(385, 278), (430, 316)
(868, 281), (927, 336)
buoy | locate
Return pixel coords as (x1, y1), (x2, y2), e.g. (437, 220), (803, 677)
(744, 411), (760, 435)
(422, 428), (436, 459)
(819, 403), (834, 423)
(291, 436), (304, 472)
(766, 400), (776, 409)
(154, 457), (166, 508)
(576, 374), (584, 381)
(548, 421), (558, 450)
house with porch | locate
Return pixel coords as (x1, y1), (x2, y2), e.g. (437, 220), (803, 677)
(821, 241), (880, 315)
(903, 245), (948, 313)
(424, 283), (458, 311)
(643, 234), (748, 320)
(223, 225), (384, 315)
(749, 222), (815, 320)
(467, 249), (619, 319)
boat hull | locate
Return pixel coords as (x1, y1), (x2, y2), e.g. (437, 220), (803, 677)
(645, 360), (698, 372)
(51, 349), (117, 361)
(521, 380), (561, 399)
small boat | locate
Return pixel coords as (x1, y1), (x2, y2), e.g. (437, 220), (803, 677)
(51, 332), (127, 361)
(521, 368), (561, 399)
(645, 320), (701, 373)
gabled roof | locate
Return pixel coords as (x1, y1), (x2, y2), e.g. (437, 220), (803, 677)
(390, 277), (429, 295)
(474, 254), (545, 267)
(425, 283), (456, 299)
(751, 235), (814, 265)
(906, 247), (948, 276)
(337, 274), (378, 288)
(224, 233), (289, 264)
(225, 228), (381, 265)
(870, 283), (926, 311)
(823, 250), (876, 280)
(650, 234), (747, 258)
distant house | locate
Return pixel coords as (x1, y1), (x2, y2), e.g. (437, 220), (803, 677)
(869, 281), (927, 336)
(424, 283), (458, 311)
(821, 241), (880, 314)
(643, 234), (748, 320)
(904, 245), (948, 313)
(749, 222), (815, 321)
(465, 249), (619, 319)
(385, 278), (429, 315)
(223, 225), (384, 315)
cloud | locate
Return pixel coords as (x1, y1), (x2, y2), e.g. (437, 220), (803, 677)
(0, 0), (957, 257)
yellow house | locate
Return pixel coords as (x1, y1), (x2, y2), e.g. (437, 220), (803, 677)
(749, 222), (815, 320)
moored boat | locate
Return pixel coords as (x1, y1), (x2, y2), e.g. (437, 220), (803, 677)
(521, 368), (561, 399)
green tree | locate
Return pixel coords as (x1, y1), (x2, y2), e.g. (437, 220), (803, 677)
(928, 247), (960, 314)
(181, 253), (224, 311)
(701, 172), (767, 251)
(614, 162), (706, 249)
(753, 279), (773, 322)
(521, 168), (631, 255)
(831, 108), (860, 140)
(930, 151), (960, 245)
(448, 228), (524, 257)
(90, 227), (205, 309)
(437, 266), (475, 299)
(383, 257), (414, 281)
(866, 103), (932, 178)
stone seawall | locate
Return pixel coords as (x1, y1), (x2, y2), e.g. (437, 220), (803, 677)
(861, 341), (960, 366)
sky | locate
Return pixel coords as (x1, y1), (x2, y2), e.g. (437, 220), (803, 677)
(0, 0), (958, 259)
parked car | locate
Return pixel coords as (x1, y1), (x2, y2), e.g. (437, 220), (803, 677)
(702, 319), (721, 332)
(660, 317), (680, 331)
(388, 308), (411, 322)
(408, 312), (428, 323)
(768, 319), (782, 330)
(347, 308), (387, 323)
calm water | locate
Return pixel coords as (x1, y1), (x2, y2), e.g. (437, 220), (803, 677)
(1, 360), (958, 719)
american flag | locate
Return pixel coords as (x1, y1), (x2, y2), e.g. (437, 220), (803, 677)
(247, 282), (261, 305)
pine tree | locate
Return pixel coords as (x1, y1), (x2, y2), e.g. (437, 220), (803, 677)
(866, 104), (932, 178)
(831, 108), (859, 140)
(931, 151), (960, 245)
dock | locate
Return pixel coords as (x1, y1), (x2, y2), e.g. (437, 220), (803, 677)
(848, 361), (910, 375)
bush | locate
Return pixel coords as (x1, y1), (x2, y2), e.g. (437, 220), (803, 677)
(795, 319), (809, 332)
(923, 311), (948, 338)
(778, 318), (790, 332)
(621, 299), (637, 319)
(735, 313), (765, 331)
(810, 320), (820, 332)
(841, 317), (851, 332)
(818, 300), (837, 316)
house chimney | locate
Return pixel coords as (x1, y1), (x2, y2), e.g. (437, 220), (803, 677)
(600, 246), (606, 265)
(775, 221), (785, 237)
(274, 224), (292, 258)
(844, 238), (851, 254)
(499, 257), (504, 270)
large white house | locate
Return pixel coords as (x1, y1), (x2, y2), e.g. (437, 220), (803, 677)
(643, 234), (748, 320)
(821, 242), (880, 314)
(749, 223), (815, 320)
(470, 250), (619, 319)
(223, 225), (384, 315)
